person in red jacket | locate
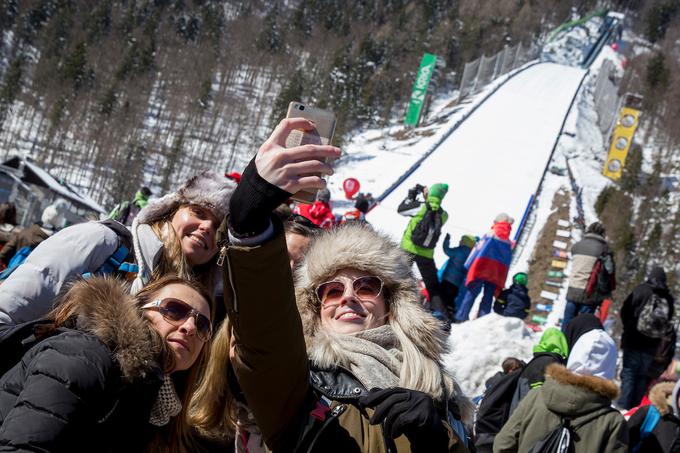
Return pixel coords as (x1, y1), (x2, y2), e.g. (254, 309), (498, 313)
(293, 188), (336, 229)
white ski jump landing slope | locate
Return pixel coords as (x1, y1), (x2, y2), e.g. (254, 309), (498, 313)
(367, 62), (587, 270)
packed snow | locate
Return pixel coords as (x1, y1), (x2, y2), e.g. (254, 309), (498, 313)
(444, 314), (537, 397)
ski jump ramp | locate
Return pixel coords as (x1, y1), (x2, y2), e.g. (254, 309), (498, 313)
(367, 62), (587, 266)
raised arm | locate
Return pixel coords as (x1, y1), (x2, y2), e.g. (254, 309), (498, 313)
(221, 118), (340, 450)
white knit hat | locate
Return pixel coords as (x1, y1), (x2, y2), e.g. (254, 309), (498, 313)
(136, 171), (236, 225)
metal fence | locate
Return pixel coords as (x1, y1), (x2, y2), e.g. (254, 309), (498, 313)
(592, 59), (620, 139)
(458, 42), (541, 102)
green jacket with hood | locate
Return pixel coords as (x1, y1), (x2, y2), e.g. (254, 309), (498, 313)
(400, 194), (448, 259)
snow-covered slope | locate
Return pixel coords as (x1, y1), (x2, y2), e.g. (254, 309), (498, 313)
(365, 62), (586, 266)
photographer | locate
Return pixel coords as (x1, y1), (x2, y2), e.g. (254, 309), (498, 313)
(398, 183), (450, 322)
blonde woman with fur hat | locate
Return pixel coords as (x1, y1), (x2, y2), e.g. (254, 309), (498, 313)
(203, 117), (472, 452)
(0, 172), (235, 325)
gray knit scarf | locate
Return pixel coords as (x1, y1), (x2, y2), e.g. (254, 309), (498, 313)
(332, 325), (403, 390)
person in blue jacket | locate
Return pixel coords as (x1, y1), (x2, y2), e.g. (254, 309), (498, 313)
(438, 234), (476, 320)
(493, 272), (532, 320)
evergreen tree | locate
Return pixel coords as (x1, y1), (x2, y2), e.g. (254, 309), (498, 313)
(257, 3), (284, 53)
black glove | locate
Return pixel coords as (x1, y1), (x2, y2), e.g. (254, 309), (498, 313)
(358, 388), (449, 452)
(228, 157), (291, 237)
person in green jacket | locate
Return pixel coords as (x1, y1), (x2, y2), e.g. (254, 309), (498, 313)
(398, 183), (449, 321)
(109, 186), (152, 226)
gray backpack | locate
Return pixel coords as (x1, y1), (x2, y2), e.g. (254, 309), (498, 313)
(637, 293), (671, 339)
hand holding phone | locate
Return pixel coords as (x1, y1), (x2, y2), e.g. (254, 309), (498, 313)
(255, 117), (340, 196)
(284, 102), (338, 203)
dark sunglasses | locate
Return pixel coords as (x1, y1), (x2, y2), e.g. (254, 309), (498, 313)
(142, 298), (212, 341)
(315, 276), (384, 306)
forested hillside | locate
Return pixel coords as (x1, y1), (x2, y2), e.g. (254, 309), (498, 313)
(0, 0), (596, 207)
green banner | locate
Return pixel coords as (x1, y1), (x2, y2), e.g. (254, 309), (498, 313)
(404, 53), (437, 126)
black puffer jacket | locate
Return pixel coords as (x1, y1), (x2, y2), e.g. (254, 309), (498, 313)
(0, 278), (163, 452)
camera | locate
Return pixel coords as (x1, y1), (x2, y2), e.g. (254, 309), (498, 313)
(298, 105), (305, 111)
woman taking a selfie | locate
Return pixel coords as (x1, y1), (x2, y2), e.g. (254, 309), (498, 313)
(0, 172), (235, 325)
(206, 118), (472, 452)
(0, 275), (213, 452)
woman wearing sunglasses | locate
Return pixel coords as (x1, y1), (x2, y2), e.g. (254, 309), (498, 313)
(202, 118), (473, 452)
(0, 171), (235, 326)
(0, 275), (212, 452)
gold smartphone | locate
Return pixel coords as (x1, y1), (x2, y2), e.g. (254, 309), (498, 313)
(285, 101), (337, 203)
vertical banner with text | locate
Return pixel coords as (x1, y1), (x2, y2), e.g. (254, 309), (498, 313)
(404, 53), (438, 127)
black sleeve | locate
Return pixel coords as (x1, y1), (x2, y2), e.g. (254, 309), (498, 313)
(626, 405), (647, 448)
(228, 158), (292, 237)
(0, 334), (115, 451)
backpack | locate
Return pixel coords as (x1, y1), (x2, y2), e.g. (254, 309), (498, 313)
(0, 246), (34, 280)
(528, 407), (615, 453)
(636, 292), (672, 339)
(584, 252), (616, 301)
(411, 204), (443, 249)
(0, 220), (137, 282)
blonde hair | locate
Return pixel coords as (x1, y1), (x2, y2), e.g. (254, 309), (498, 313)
(54, 275), (214, 453)
(134, 275), (214, 453)
(149, 204), (217, 293)
(188, 317), (238, 441)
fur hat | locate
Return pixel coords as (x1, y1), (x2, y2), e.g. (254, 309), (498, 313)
(494, 212), (514, 224)
(136, 171), (236, 225)
(294, 223), (473, 420)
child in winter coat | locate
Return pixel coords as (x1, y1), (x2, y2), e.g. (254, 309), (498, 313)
(493, 272), (531, 320)
(438, 234), (476, 319)
(494, 315), (628, 452)
(628, 380), (680, 453)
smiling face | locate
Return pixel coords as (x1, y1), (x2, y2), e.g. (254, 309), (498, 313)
(318, 268), (388, 335)
(144, 283), (211, 372)
(170, 205), (219, 266)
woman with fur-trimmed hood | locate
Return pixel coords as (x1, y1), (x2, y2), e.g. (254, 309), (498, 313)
(208, 118), (472, 452)
(493, 317), (628, 452)
(0, 275), (213, 452)
(628, 380), (680, 453)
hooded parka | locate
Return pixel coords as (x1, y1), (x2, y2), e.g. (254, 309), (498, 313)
(493, 364), (628, 453)
(0, 278), (164, 452)
(221, 219), (470, 452)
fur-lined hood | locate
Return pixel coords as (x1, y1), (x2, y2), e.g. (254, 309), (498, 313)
(65, 277), (160, 382)
(293, 224), (475, 424)
(295, 223), (447, 366)
(649, 381), (677, 416)
(542, 364), (619, 416)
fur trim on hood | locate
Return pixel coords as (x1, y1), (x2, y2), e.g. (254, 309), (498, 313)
(136, 171), (236, 225)
(546, 364), (619, 401)
(295, 223), (446, 364)
(65, 277), (160, 382)
(649, 381), (676, 416)
(294, 223), (474, 423)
